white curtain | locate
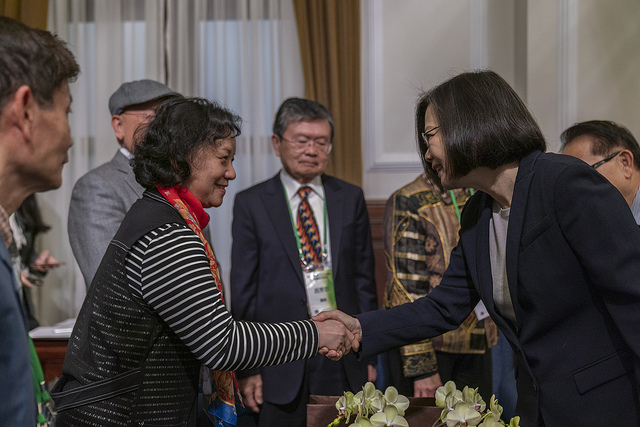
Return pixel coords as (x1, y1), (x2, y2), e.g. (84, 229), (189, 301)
(35, 0), (304, 325)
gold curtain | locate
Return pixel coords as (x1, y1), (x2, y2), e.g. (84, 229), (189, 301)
(1, 0), (49, 30)
(292, 0), (362, 187)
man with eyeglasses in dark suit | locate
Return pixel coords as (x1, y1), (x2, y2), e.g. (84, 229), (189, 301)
(230, 97), (378, 427)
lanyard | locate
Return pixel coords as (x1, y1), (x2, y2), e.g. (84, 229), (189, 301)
(449, 188), (475, 223)
(283, 182), (328, 261)
(29, 337), (50, 425)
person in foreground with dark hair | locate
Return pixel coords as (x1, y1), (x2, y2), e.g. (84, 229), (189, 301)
(316, 70), (640, 425)
(0, 16), (79, 426)
(52, 97), (354, 427)
(561, 120), (640, 224)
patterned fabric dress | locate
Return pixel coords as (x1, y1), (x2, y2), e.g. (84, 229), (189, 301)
(383, 174), (497, 381)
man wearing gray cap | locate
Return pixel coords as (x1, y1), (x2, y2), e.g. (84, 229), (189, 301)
(68, 80), (179, 287)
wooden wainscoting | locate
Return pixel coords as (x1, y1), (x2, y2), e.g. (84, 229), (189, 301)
(366, 199), (388, 308)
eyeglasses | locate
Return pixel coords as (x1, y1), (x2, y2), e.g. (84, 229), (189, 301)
(279, 136), (332, 154)
(421, 126), (440, 151)
(590, 151), (621, 169)
(120, 111), (156, 122)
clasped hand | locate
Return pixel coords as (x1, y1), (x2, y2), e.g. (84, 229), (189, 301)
(311, 310), (363, 361)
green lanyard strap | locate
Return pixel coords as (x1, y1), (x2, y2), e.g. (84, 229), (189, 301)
(29, 337), (50, 425)
(449, 188), (475, 223)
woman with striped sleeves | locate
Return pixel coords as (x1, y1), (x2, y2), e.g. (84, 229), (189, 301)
(52, 97), (352, 427)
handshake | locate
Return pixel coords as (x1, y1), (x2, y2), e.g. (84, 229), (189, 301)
(312, 310), (363, 361)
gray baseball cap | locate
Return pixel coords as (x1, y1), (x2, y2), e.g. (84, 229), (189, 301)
(108, 79), (179, 115)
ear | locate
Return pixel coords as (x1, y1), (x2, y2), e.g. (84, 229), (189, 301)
(619, 150), (635, 179)
(9, 85), (36, 143)
(111, 115), (125, 143)
(271, 134), (281, 157)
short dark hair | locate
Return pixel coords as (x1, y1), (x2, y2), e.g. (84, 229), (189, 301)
(560, 120), (640, 170)
(415, 70), (546, 186)
(272, 97), (334, 140)
(133, 97), (242, 189)
(0, 17), (79, 111)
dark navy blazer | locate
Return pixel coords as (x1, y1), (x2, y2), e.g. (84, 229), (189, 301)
(358, 151), (640, 425)
(0, 236), (35, 424)
(231, 173), (378, 405)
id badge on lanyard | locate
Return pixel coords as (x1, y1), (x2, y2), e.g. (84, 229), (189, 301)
(302, 255), (336, 316)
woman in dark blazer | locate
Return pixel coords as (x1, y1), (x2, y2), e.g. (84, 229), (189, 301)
(318, 70), (640, 426)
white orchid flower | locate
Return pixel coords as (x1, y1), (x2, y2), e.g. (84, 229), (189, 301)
(383, 386), (410, 416)
(369, 405), (409, 427)
(445, 401), (482, 427)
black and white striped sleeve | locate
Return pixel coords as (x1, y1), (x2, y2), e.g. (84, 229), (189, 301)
(125, 223), (318, 370)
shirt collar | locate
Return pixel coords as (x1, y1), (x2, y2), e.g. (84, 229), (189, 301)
(119, 146), (133, 159)
(279, 169), (324, 202)
(0, 204), (13, 248)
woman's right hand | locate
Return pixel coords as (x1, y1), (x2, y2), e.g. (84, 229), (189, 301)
(313, 317), (355, 361)
(313, 310), (362, 360)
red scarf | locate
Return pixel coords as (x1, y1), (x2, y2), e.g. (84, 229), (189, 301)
(157, 185), (243, 425)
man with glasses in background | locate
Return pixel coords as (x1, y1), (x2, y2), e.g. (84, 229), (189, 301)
(561, 120), (640, 224)
(68, 80), (178, 287)
(230, 97), (378, 427)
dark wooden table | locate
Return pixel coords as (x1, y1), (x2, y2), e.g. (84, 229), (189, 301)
(33, 338), (68, 382)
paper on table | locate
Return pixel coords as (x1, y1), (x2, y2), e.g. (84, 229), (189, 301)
(29, 318), (75, 339)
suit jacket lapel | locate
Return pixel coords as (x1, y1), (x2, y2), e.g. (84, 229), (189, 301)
(323, 175), (343, 276)
(261, 174), (304, 283)
(471, 150), (537, 340)
(473, 194), (499, 313)
(0, 243), (28, 325)
(505, 150), (539, 330)
(474, 192), (520, 341)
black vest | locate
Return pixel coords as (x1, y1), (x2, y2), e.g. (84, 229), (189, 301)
(53, 191), (201, 427)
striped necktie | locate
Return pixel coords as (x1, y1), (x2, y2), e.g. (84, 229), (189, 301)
(296, 186), (322, 265)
